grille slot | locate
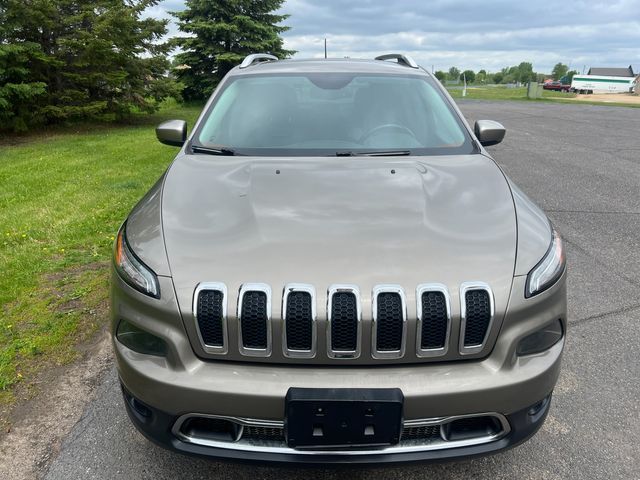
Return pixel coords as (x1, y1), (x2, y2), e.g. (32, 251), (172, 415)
(375, 293), (404, 351)
(420, 292), (448, 349)
(193, 283), (227, 353)
(461, 284), (493, 353)
(239, 284), (271, 355)
(372, 286), (406, 358)
(197, 290), (225, 346)
(328, 286), (360, 357)
(285, 291), (313, 352)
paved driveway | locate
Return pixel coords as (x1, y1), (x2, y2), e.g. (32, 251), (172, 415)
(45, 101), (640, 479)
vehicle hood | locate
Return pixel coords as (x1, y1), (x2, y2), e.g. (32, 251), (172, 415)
(162, 154), (516, 319)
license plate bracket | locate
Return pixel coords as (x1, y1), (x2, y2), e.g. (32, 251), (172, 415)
(285, 388), (403, 449)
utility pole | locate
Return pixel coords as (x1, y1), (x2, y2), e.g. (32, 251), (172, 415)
(324, 38), (327, 59)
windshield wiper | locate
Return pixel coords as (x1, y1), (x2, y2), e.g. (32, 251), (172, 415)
(191, 145), (236, 156)
(335, 150), (411, 157)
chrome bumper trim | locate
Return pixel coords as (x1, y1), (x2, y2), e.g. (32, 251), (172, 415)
(171, 412), (511, 455)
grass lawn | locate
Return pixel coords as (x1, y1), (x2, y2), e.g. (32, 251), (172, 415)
(0, 103), (202, 408)
(446, 85), (640, 108)
(446, 85), (575, 100)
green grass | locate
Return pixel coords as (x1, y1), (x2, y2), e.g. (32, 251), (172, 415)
(0, 103), (202, 400)
(446, 85), (640, 108)
(446, 85), (576, 100)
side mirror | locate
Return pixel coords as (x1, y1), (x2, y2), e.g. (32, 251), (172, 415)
(156, 120), (187, 147)
(474, 120), (506, 147)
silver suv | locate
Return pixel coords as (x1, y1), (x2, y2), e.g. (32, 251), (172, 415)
(111, 53), (566, 464)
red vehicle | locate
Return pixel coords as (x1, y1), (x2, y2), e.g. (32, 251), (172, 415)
(543, 81), (571, 92)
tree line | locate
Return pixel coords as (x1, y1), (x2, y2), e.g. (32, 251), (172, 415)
(0, 0), (290, 132)
(435, 62), (578, 85)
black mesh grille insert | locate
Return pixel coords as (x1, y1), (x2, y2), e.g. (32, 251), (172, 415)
(463, 290), (491, 347)
(242, 426), (285, 442)
(420, 291), (448, 349)
(240, 291), (268, 349)
(285, 291), (313, 351)
(375, 292), (404, 351)
(402, 425), (441, 441)
(330, 292), (358, 351)
(196, 290), (224, 347)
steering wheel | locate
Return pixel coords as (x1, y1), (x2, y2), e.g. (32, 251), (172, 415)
(358, 123), (418, 144)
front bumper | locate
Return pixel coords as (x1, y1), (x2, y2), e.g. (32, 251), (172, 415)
(115, 333), (562, 463)
(121, 382), (552, 465)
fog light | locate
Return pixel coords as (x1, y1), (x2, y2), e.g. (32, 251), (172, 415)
(528, 395), (551, 416)
(116, 320), (168, 356)
(517, 319), (563, 356)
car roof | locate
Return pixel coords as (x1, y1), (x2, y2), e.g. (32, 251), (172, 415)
(229, 58), (429, 77)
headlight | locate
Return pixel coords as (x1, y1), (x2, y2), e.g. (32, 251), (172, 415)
(114, 223), (160, 298)
(525, 228), (565, 298)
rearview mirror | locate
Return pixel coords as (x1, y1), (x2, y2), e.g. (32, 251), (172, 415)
(156, 120), (187, 147)
(474, 120), (506, 147)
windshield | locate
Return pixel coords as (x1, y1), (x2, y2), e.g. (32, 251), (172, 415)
(193, 73), (474, 156)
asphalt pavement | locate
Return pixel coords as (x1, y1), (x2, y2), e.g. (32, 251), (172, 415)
(45, 100), (640, 479)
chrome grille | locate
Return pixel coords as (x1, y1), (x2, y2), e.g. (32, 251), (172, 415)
(192, 282), (496, 361)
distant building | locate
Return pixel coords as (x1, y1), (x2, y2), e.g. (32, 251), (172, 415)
(587, 66), (635, 77)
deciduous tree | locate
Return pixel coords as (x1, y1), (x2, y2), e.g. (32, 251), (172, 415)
(552, 63), (569, 81)
(460, 70), (476, 84)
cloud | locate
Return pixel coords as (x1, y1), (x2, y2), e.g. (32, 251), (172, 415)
(149, 0), (640, 73)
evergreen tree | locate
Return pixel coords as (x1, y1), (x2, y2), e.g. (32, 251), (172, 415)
(172, 0), (294, 100)
(0, 42), (48, 132)
(0, 0), (180, 131)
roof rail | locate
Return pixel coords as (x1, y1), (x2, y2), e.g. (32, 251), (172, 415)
(239, 53), (278, 69)
(375, 54), (419, 69)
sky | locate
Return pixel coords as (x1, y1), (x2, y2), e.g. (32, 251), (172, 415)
(146, 0), (640, 74)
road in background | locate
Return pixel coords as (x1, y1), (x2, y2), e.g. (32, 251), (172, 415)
(45, 101), (640, 480)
